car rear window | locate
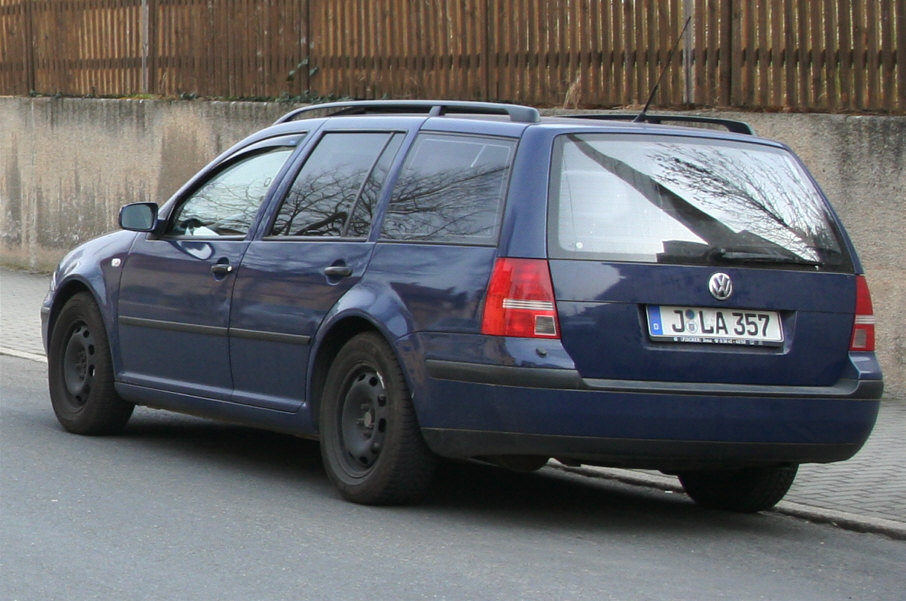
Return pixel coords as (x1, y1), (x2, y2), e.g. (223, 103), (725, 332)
(548, 134), (852, 272)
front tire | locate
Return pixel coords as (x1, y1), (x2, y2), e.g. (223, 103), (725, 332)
(678, 465), (798, 513)
(48, 292), (134, 435)
(319, 333), (436, 505)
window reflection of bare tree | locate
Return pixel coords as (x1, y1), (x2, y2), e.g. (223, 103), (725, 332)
(384, 166), (506, 240)
(651, 145), (836, 262)
(346, 166), (389, 238)
(271, 169), (368, 237)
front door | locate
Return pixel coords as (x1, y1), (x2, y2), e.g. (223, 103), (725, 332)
(117, 146), (295, 398)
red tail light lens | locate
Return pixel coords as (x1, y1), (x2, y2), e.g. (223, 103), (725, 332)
(850, 275), (876, 351)
(481, 258), (560, 338)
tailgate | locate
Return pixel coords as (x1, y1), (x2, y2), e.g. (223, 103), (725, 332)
(551, 261), (855, 386)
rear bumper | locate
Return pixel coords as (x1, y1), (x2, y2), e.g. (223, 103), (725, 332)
(419, 360), (883, 469)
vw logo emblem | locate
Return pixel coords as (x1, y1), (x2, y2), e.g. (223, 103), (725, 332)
(709, 273), (733, 301)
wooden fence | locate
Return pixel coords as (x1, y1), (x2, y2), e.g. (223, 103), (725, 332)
(1, 0), (902, 112)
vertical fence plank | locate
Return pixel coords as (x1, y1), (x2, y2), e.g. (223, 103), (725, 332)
(897, 0), (905, 111)
(586, 0), (601, 105)
(692, 0), (708, 103)
(0, 1), (20, 94)
(808, 0), (823, 109)
(629, 0), (641, 104)
(833, 0), (848, 109)
(644, 0), (656, 104)
(865, 0), (880, 108)
(655, 0), (669, 106)
(609, 0), (623, 104)
(672, 0), (684, 105)
(794, 0), (808, 109)
(755, 0), (768, 107)
(879, 0), (894, 110)
(821, 0), (835, 110)
(717, 0), (730, 106)
(768, 0), (782, 107)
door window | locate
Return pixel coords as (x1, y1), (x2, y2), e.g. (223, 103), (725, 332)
(269, 132), (403, 238)
(166, 148), (293, 238)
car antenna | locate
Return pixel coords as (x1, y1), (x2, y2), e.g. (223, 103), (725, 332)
(634, 16), (692, 123)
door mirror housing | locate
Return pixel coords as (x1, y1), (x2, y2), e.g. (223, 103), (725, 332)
(119, 203), (160, 232)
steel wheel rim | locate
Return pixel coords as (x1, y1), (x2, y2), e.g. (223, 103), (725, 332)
(62, 322), (97, 406)
(338, 367), (388, 475)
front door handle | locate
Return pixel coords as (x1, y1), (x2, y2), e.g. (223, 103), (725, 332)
(211, 263), (234, 276)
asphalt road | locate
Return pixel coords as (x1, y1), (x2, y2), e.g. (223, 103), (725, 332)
(2, 354), (904, 601)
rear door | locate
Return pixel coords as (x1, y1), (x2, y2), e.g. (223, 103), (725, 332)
(546, 133), (857, 387)
(228, 130), (405, 411)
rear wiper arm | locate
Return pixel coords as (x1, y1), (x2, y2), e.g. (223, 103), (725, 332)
(710, 248), (822, 267)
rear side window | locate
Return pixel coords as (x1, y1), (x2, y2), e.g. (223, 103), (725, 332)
(549, 134), (851, 271)
(270, 132), (402, 238)
(380, 133), (516, 244)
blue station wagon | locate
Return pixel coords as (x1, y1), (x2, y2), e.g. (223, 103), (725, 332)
(42, 101), (883, 511)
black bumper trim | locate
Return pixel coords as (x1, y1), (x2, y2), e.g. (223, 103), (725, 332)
(421, 428), (863, 468)
(425, 359), (883, 399)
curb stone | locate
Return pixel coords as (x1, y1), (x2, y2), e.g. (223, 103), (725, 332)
(549, 463), (906, 540)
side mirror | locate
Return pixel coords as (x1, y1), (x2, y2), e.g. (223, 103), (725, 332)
(119, 203), (159, 232)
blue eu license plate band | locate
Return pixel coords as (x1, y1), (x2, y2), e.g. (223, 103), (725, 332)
(646, 305), (784, 346)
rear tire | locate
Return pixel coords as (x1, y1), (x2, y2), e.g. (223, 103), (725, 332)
(678, 465), (798, 513)
(319, 333), (437, 505)
(48, 292), (134, 435)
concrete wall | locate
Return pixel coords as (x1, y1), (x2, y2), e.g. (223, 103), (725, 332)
(2, 97), (903, 397)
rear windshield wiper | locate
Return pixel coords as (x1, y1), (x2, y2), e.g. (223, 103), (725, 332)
(710, 247), (822, 267)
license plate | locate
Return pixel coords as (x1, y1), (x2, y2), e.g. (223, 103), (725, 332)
(646, 306), (783, 346)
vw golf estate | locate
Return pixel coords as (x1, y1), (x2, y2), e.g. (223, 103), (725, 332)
(43, 100), (883, 511)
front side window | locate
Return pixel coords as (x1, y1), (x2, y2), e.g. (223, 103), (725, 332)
(269, 132), (401, 238)
(549, 134), (850, 271)
(380, 133), (516, 244)
(167, 148), (293, 237)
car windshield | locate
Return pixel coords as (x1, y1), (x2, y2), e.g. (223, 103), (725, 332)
(549, 134), (851, 271)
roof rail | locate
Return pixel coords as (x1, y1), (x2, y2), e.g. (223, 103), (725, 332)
(567, 113), (754, 135)
(274, 100), (541, 125)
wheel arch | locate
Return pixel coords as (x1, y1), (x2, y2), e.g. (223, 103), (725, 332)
(47, 278), (98, 346)
(308, 316), (376, 430)
(307, 314), (427, 435)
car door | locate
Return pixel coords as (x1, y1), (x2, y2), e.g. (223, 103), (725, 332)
(228, 130), (405, 411)
(116, 143), (297, 398)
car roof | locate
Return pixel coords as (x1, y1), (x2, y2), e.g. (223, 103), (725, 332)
(273, 100), (753, 132)
(235, 100), (780, 155)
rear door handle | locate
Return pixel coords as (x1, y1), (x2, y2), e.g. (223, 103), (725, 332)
(323, 265), (353, 278)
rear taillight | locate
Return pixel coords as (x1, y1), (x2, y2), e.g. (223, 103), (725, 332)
(481, 258), (560, 338)
(850, 275), (876, 351)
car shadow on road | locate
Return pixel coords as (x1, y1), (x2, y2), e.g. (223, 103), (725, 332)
(115, 408), (792, 537)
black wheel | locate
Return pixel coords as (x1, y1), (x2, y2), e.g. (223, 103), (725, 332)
(678, 465), (798, 513)
(48, 292), (134, 435)
(319, 333), (436, 505)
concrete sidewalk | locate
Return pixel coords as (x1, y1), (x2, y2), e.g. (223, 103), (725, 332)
(2, 267), (904, 538)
